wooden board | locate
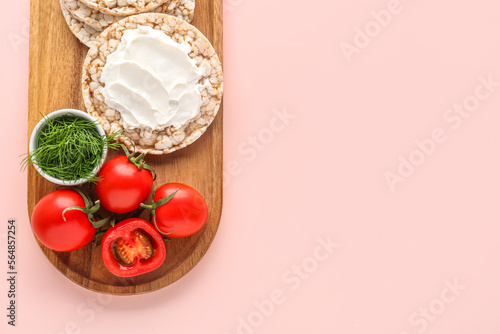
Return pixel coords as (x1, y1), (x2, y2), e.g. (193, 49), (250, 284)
(27, 0), (223, 295)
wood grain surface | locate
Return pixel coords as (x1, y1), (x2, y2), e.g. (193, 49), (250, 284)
(27, 0), (223, 295)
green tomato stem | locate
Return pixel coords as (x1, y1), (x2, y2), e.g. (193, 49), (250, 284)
(140, 187), (179, 236)
(119, 144), (156, 179)
(92, 216), (111, 229)
(61, 190), (108, 230)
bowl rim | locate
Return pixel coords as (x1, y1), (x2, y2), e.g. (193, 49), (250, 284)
(28, 108), (107, 186)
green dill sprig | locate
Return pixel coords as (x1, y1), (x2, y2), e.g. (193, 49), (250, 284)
(22, 114), (122, 182)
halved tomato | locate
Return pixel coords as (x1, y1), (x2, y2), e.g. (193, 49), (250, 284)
(101, 218), (166, 277)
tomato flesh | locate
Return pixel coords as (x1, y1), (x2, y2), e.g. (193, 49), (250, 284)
(112, 229), (154, 266)
(101, 218), (166, 277)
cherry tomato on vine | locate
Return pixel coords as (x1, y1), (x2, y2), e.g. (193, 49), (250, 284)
(96, 146), (155, 214)
(31, 189), (107, 252)
(142, 183), (208, 238)
(101, 218), (166, 277)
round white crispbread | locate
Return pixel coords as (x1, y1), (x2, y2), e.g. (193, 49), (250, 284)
(60, 0), (100, 48)
(168, 0), (195, 23)
(61, 0), (196, 47)
(63, 0), (198, 31)
(82, 13), (223, 155)
(78, 0), (167, 16)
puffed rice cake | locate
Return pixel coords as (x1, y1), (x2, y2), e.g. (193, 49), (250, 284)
(60, 0), (195, 47)
(60, 0), (100, 47)
(78, 0), (167, 16)
(82, 13), (223, 155)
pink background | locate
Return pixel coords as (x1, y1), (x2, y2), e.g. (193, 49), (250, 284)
(2, 0), (500, 333)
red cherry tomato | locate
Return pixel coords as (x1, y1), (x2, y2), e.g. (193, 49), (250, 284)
(31, 189), (96, 252)
(152, 183), (208, 238)
(101, 218), (166, 277)
(96, 155), (153, 213)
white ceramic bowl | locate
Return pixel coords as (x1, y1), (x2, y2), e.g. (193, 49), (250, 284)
(29, 109), (107, 186)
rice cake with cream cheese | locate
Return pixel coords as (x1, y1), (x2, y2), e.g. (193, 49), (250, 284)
(82, 13), (223, 155)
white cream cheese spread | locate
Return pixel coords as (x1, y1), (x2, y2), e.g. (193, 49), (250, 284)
(101, 25), (203, 131)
